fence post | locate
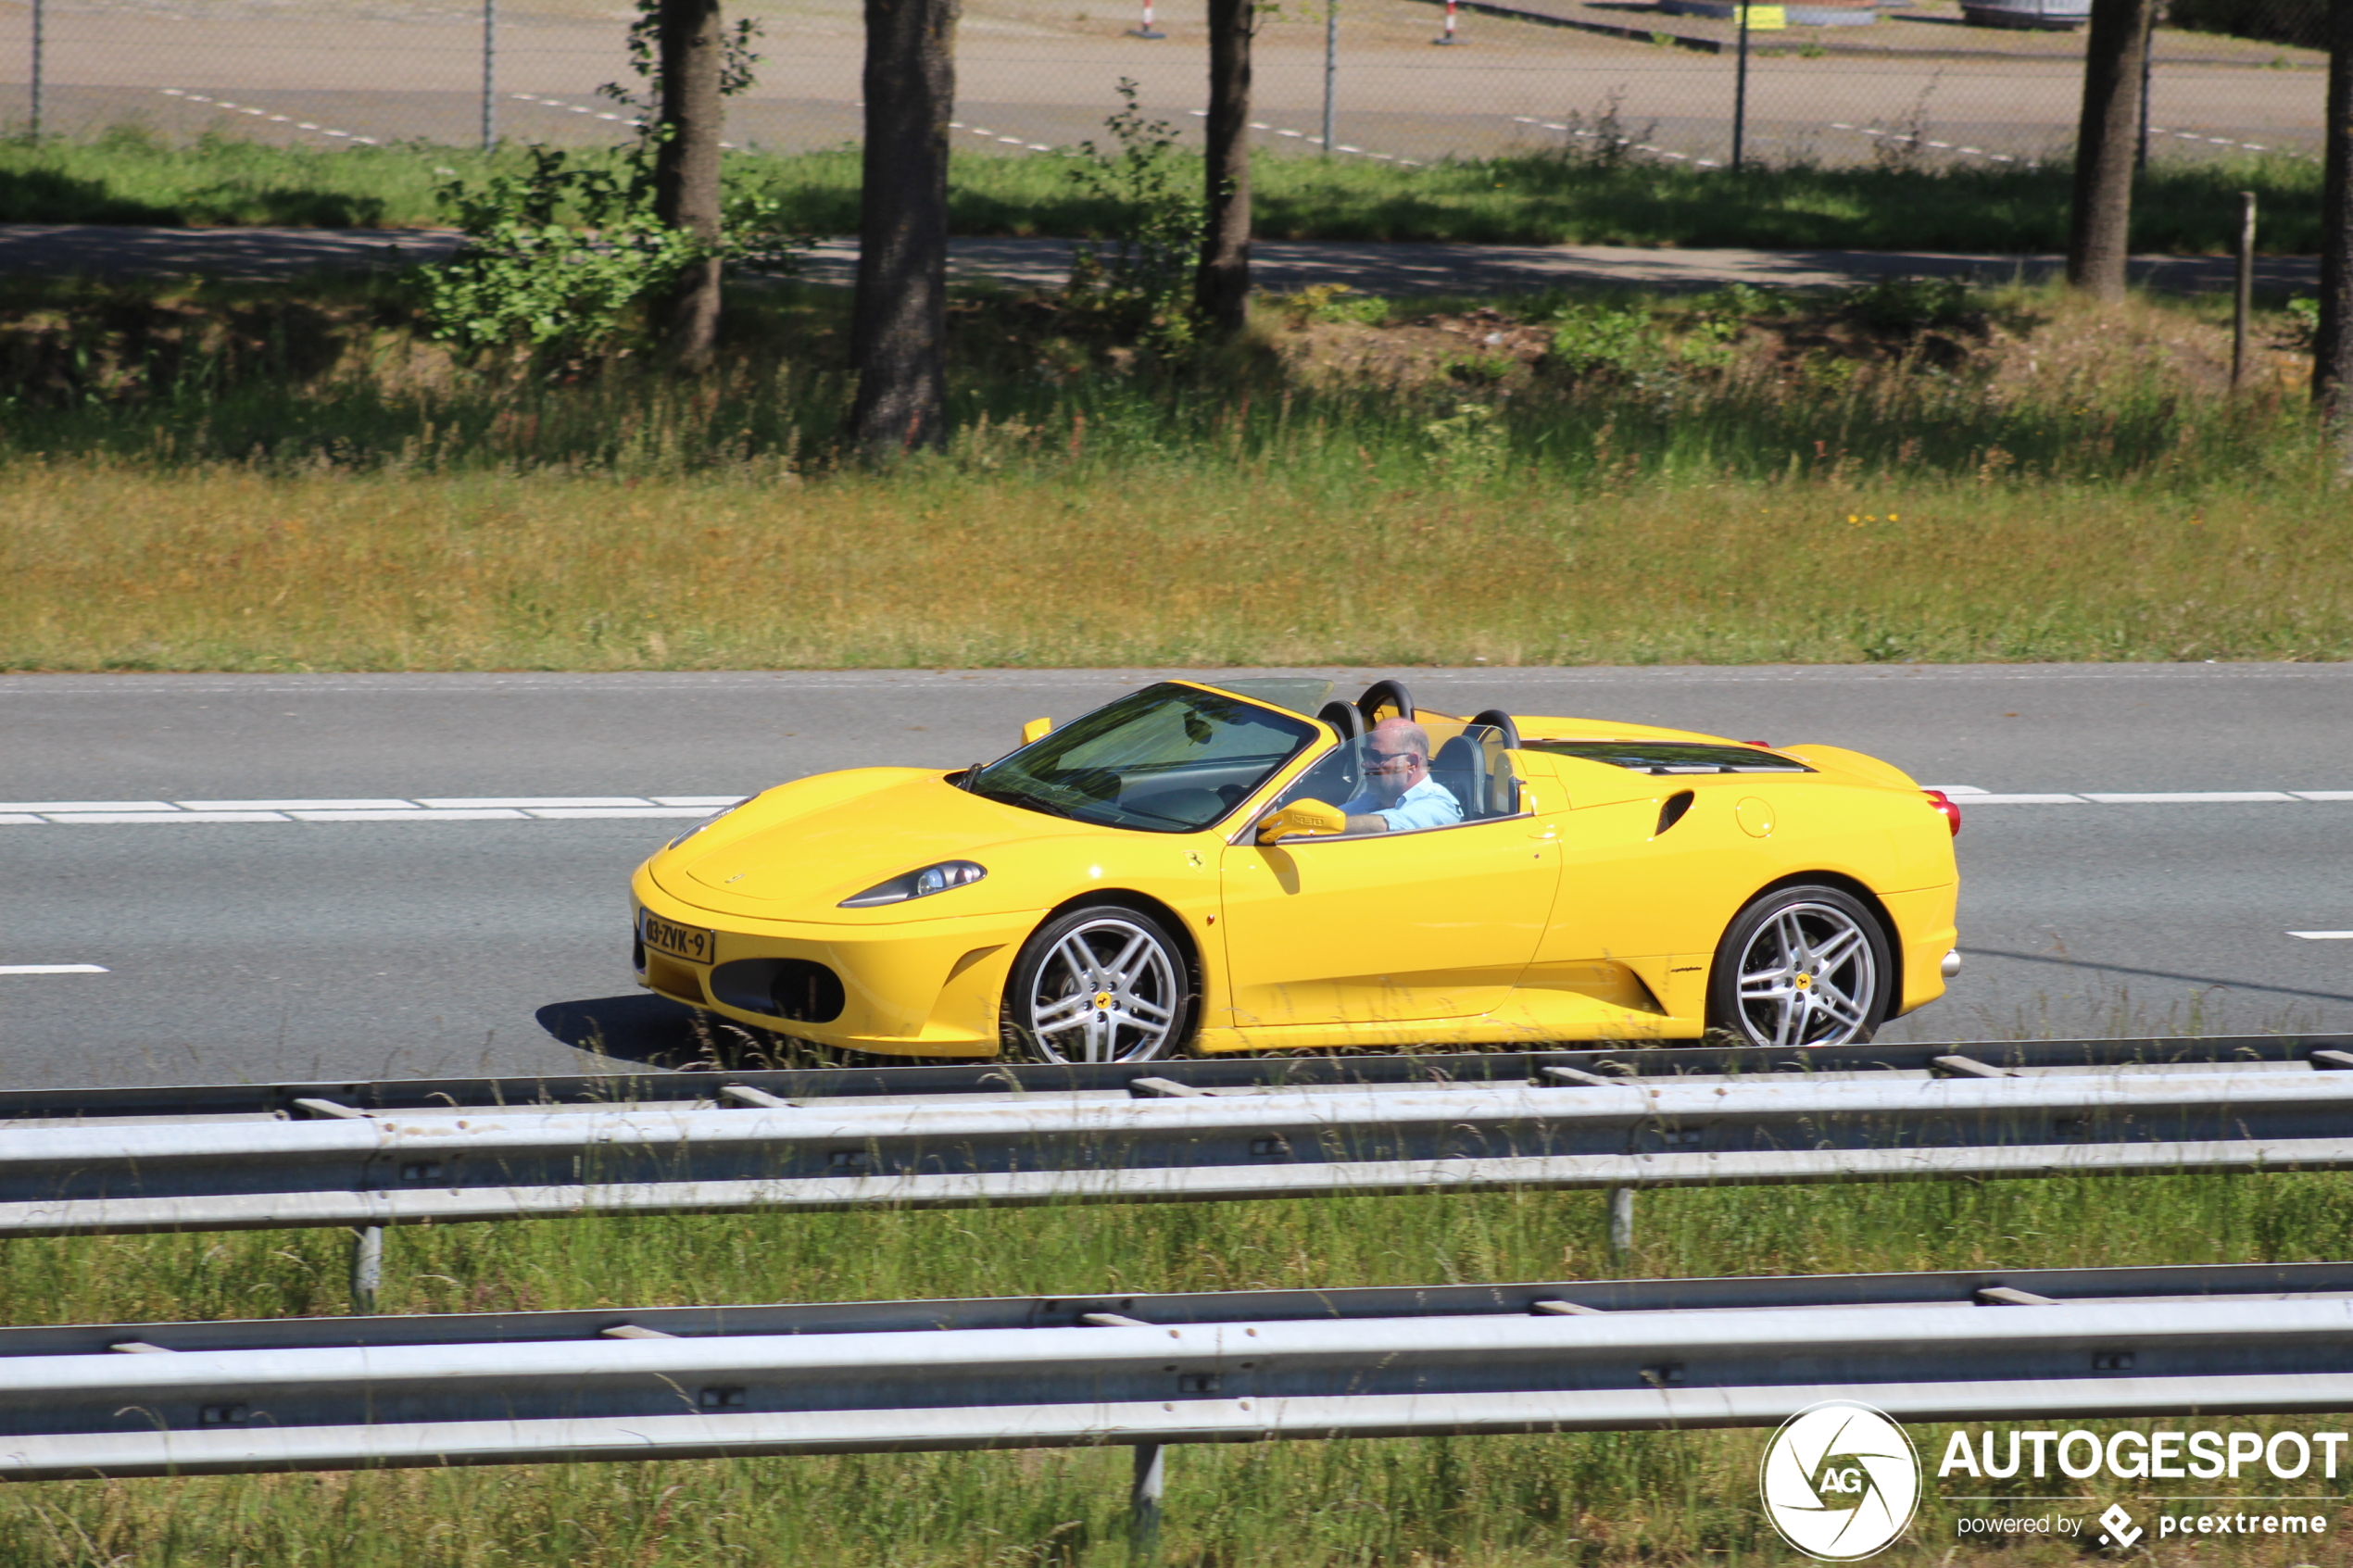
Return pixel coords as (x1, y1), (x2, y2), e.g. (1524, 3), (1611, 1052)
(1730, 1), (1751, 171)
(481, 0), (497, 150)
(1320, 0), (1336, 155)
(30, 0), (44, 139)
(1607, 1186), (1635, 1259)
(1129, 1442), (1165, 1560)
(351, 1225), (384, 1313)
(2233, 189), (2256, 389)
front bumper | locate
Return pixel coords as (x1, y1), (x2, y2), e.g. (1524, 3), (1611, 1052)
(631, 865), (1034, 1059)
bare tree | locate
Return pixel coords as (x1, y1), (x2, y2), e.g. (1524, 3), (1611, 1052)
(849, 0), (959, 460)
(2066, 0), (2154, 301)
(2316, 0), (2353, 455)
(1195, 0), (1252, 334)
(653, 0), (725, 370)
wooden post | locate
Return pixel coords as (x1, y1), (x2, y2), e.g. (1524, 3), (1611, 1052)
(2233, 191), (2255, 391)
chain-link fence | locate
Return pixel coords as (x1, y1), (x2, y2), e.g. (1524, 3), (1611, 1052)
(0, 0), (2326, 170)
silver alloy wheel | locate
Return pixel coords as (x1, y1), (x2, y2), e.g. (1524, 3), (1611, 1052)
(1019, 914), (1182, 1064)
(1732, 899), (1881, 1047)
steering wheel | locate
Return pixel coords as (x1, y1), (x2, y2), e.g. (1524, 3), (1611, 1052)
(1357, 679), (1415, 727)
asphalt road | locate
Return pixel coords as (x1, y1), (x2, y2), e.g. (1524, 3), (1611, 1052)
(3, 664), (2349, 1090)
(0, 227), (2323, 297)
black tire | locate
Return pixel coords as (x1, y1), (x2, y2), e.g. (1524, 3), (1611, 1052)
(1705, 884), (1893, 1048)
(1003, 905), (1193, 1064)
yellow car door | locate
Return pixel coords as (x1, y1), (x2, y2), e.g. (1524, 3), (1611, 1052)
(1217, 814), (1560, 1035)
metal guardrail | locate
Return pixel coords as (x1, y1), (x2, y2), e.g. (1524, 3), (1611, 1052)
(6, 1032), (2347, 1125)
(8, 1260), (2353, 1482)
(10, 1056), (2353, 1237)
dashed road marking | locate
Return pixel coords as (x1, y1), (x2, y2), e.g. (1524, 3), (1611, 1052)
(0, 964), (109, 976)
(1511, 116), (1719, 168)
(161, 88), (379, 145)
(1926, 788), (2349, 806)
(510, 93), (738, 148)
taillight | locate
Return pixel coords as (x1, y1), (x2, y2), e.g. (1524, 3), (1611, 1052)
(1924, 789), (1961, 835)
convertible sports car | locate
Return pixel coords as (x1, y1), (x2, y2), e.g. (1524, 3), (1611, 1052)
(630, 678), (1960, 1062)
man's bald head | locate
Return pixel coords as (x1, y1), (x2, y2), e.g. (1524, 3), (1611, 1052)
(1367, 718), (1430, 760)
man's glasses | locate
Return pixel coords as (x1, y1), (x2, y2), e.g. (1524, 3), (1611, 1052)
(1363, 750), (1422, 773)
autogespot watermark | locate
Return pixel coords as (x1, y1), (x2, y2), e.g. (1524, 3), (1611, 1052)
(1938, 1425), (2342, 1549)
(1755, 1410), (2344, 1562)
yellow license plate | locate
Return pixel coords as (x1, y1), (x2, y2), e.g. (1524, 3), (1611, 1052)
(639, 909), (716, 965)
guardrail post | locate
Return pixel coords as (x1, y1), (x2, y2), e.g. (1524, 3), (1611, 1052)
(350, 1226), (384, 1313)
(1129, 1442), (1164, 1559)
(1607, 1186), (1635, 1259)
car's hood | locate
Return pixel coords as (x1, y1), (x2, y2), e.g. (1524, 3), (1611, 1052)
(656, 770), (1098, 921)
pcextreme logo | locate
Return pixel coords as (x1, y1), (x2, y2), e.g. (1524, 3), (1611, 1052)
(1759, 1400), (1924, 1561)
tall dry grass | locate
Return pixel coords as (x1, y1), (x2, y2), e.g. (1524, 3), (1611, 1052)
(2, 457), (2344, 671)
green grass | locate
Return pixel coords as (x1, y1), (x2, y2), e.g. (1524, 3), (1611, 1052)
(8, 1167), (2353, 1565)
(0, 122), (2326, 253)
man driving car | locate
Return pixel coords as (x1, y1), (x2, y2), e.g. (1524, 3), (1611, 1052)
(1340, 719), (1463, 834)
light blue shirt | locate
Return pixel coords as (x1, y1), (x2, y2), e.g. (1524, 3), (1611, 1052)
(1341, 774), (1464, 833)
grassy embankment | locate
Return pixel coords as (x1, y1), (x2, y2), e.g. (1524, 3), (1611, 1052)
(0, 267), (2342, 671)
(0, 124), (2326, 252)
(7, 1164), (2353, 1566)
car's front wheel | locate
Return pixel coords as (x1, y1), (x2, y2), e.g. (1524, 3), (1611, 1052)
(1003, 905), (1193, 1064)
(1705, 884), (1892, 1048)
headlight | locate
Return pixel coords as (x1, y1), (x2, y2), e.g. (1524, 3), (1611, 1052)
(839, 859), (988, 909)
(666, 797), (752, 850)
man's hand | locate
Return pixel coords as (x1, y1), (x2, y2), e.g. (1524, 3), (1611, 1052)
(1343, 812), (1389, 834)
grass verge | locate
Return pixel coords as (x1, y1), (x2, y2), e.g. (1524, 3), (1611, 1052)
(0, 271), (2340, 671)
(6, 1169), (2353, 1565)
(0, 124), (2326, 252)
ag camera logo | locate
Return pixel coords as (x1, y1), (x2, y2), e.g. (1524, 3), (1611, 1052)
(1759, 1400), (1922, 1561)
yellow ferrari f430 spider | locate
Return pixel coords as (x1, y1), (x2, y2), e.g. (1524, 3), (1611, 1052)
(630, 678), (1960, 1061)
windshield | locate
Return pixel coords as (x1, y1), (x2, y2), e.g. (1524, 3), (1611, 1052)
(970, 683), (1318, 833)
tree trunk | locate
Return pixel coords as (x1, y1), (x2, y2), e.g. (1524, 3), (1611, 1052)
(1196, 0), (1252, 334)
(849, 0), (958, 460)
(653, 0), (725, 370)
(2065, 0), (2153, 301)
(2315, 0), (2353, 456)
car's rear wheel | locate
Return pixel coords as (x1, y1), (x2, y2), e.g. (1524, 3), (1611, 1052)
(1003, 905), (1193, 1064)
(1705, 884), (1892, 1048)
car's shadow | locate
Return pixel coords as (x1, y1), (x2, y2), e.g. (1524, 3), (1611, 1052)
(535, 994), (869, 1073)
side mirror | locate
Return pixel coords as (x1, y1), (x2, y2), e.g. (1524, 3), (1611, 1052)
(1021, 717), (1052, 745)
(1256, 798), (1346, 844)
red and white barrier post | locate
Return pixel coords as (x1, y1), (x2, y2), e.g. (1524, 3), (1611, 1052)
(1432, 0), (1460, 44)
(1128, 0), (1164, 38)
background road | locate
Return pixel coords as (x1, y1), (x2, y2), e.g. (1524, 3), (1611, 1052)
(4, 663), (2349, 1089)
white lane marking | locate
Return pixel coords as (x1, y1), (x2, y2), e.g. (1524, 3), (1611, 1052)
(417, 797), (658, 809)
(2296, 791), (2353, 801)
(43, 810), (290, 823)
(1507, 116), (1715, 169)
(1195, 108), (1418, 165)
(1957, 794), (2095, 804)
(0, 801), (174, 812)
(179, 798), (420, 811)
(526, 807), (724, 820)
(652, 796), (749, 808)
(0, 964), (108, 975)
(290, 808), (527, 822)
(2290, 931), (2353, 940)
(1921, 784), (1986, 796)
(158, 88), (379, 144)
(2082, 791), (2298, 804)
